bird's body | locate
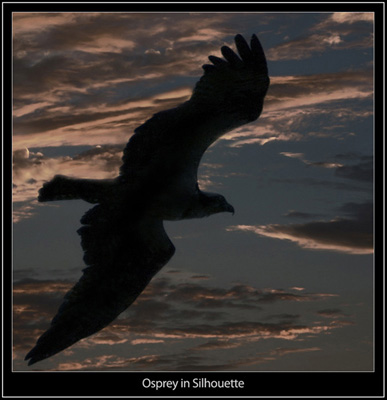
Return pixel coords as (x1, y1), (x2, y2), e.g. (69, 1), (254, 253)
(25, 34), (270, 366)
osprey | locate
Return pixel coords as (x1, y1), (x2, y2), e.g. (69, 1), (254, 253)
(25, 34), (270, 365)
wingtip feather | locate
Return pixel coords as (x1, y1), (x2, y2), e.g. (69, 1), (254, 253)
(25, 348), (43, 366)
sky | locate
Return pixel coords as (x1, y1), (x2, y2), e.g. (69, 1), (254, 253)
(11, 11), (375, 372)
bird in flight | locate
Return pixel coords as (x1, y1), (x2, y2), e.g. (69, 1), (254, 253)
(25, 34), (270, 366)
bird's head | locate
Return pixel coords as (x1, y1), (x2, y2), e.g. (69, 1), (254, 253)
(201, 192), (235, 216)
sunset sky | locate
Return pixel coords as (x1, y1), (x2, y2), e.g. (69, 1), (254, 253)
(12, 10), (375, 372)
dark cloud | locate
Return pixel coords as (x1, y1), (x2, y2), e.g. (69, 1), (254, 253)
(14, 106), (133, 135)
(232, 201), (373, 254)
(278, 152), (373, 191)
(12, 13), (230, 101)
(317, 308), (346, 318)
(334, 153), (372, 161)
(266, 70), (373, 106)
(13, 279), (73, 352)
(13, 272), (347, 370)
(283, 210), (323, 219)
(13, 12), (373, 152)
(280, 203), (372, 252)
(13, 54), (76, 97)
(144, 281), (328, 311)
(264, 313), (300, 321)
(270, 347), (321, 357)
(190, 274), (211, 280)
(335, 160), (373, 182)
(191, 339), (241, 351)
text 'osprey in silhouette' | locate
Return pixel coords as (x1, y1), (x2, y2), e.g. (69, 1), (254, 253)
(25, 34), (270, 365)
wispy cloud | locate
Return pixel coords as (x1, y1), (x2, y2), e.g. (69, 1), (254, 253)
(323, 12), (374, 25)
(12, 13), (236, 156)
(12, 144), (125, 221)
(335, 159), (373, 182)
(13, 87), (192, 150)
(12, 144), (233, 222)
(12, 13), (373, 220)
(271, 152), (373, 196)
(267, 12), (373, 61)
(13, 12), (373, 150)
(13, 271), (350, 371)
(224, 70), (373, 147)
(228, 202), (373, 255)
(280, 152), (344, 169)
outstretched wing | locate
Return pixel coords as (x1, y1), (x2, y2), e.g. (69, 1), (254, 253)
(191, 34), (270, 118)
(25, 204), (175, 366)
(119, 34), (269, 182)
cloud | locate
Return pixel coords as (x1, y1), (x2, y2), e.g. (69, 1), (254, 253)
(227, 202), (373, 254)
(191, 339), (242, 351)
(280, 152), (344, 169)
(268, 34), (338, 61)
(190, 274), (211, 280)
(266, 71), (373, 110)
(277, 152), (373, 193)
(12, 13), (238, 161)
(270, 152), (373, 197)
(223, 69), (373, 147)
(270, 347), (321, 357)
(13, 271), (350, 370)
(280, 152), (374, 182)
(12, 144), (126, 221)
(268, 32), (371, 61)
(316, 308), (347, 318)
(12, 13), (230, 99)
(11, 144), (232, 222)
(11, 13), (373, 225)
(13, 86), (192, 150)
(283, 210), (323, 219)
(335, 159), (373, 182)
(267, 12), (373, 61)
(325, 12), (374, 25)
(13, 12), (373, 154)
(131, 339), (164, 345)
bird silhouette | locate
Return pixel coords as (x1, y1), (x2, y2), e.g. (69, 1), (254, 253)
(25, 34), (270, 365)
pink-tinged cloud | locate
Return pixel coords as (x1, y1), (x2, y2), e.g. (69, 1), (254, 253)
(271, 347), (321, 357)
(13, 272), (352, 370)
(328, 12), (374, 24)
(12, 144), (229, 223)
(131, 339), (165, 345)
(227, 198), (373, 256)
(221, 69), (373, 147)
(228, 218), (373, 255)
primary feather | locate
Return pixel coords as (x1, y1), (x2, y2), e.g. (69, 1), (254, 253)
(25, 34), (270, 365)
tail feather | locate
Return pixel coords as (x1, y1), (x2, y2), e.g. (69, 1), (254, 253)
(38, 175), (82, 202)
(38, 175), (116, 203)
(24, 315), (113, 366)
(24, 266), (147, 365)
(25, 324), (83, 366)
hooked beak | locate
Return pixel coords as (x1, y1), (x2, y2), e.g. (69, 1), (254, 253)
(226, 203), (235, 215)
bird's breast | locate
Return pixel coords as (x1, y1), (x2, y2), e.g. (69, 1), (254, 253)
(147, 179), (198, 221)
